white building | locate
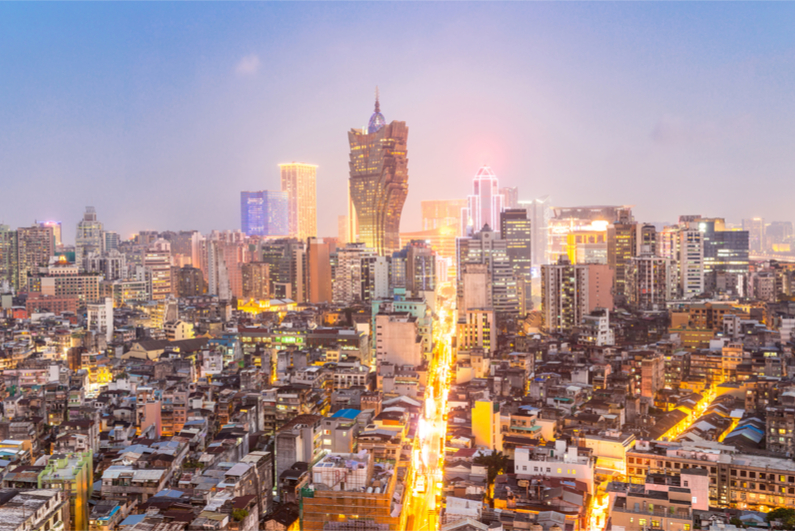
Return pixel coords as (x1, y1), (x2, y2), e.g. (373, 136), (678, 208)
(312, 450), (373, 491)
(86, 297), (113, 342)
(463, 165), (504, 237)
(514, 439), (596, 493)
(375, 312), (423, 367)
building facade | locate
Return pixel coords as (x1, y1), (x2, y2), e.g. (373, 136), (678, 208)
(348, 95), (408, 256)
(279, 162), (318, 240)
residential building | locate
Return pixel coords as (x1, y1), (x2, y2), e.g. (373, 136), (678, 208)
(38, 451), (94, 531)
(144, 239), (172, 300)
(541, 256), (613, 333)
(242, 262), (271, 300)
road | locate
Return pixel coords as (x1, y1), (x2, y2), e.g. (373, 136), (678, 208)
(404, 296), (456, 531)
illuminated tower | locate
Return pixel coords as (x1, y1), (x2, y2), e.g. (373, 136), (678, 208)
(464, 166), (504, 236)
(279, 162), (318, 240)
(348, 91), (409, 256)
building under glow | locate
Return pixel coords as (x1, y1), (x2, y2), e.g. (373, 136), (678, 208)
(279, 162), (318, 240)
(240, 190), (288, 236)
(348, 93), (408, 256)
(463, 165), (504, 236)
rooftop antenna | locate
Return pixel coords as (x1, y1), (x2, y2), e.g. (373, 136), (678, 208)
(374, 86), (380, 113)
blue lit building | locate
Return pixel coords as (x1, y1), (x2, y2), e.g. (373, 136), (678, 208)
(241, 191), (288, 236)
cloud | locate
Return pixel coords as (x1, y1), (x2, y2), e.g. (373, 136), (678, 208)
(235, 54), (261, 77)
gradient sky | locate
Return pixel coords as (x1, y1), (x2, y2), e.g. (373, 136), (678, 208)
(2, 2), (795, 243)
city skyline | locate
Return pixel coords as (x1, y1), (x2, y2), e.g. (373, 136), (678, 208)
(3, 3), (795, 242)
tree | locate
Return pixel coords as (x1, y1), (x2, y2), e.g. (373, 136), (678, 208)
(767, 507), (795, 529)
(474, 451), (509, 485)
(729, 517), (744, 528)
(232, 509), (249, 522)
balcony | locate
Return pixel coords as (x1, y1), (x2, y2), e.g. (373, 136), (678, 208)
(611, 505), (691, 520)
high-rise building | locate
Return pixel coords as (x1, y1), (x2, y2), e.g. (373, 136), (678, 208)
(541, 255), (614, 333)
(659, 226), (704, 298)
(500, 209), (532, 314)
(17, 225), (55, 287)
(279, 162), (318, 240)
(143, 239), (172, 300)
(306, 238), (332, 304)
(699, 219), (749, 294)
(0, 225), (20, 292)
(240, 190), (288, 236)
(241, 262), (271, 300)
(37, 220), (63, 248)
(75, 207), (104, 271)
(501, 186), (519, 210)
(457, 226), (519, 317)
(103, 231), (120, 252)
(348, 93), (409, 256)
(86, 297), (114, 342)
(606, 210), (637, 301)
(625, 254), (672, 311)
(463, 166), (504, 236)
(333, 243), (384, 305)
(519, 197), (551, 267)
(392, 240), (436, 296)
(175, 266), (206, 297)
(207, 240), (232, 300)
(500, 210), (532, 276)
(742, 218), (765, 253)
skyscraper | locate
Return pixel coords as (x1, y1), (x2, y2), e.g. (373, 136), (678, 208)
(279, 162), (318, 240)
(519, 196), (551, 267)
(463, 166), (504, 236)
(144, 239), (172, 300)
(348, 93), (409, 256)
(75, 206), (104, 271)
(500, 209), (532, 314)
(457, 226), (519, 317)
(240, 191), (288, 236)
(0, 225), (20, 292)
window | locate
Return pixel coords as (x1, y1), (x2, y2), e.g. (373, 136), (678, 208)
(639, 519), (647, 527)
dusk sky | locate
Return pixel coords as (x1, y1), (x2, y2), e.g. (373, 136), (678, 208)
(2, 2), (795, 243)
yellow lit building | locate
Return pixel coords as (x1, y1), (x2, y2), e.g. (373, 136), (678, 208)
(472, 400), (502, 451)
(237, 298), (297, 317)
(279, 162), (318, 240)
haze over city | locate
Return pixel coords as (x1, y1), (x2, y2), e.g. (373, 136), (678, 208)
(3, 2), (795, 241)
(5, 4), (795, 531)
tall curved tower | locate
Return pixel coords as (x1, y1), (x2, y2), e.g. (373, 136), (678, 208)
(348, 92), (409, 256)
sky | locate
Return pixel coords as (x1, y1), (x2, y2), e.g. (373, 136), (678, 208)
(2, 2), (795, 244)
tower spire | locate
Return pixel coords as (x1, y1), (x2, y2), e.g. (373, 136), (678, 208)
(374, 86), (380, 113)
